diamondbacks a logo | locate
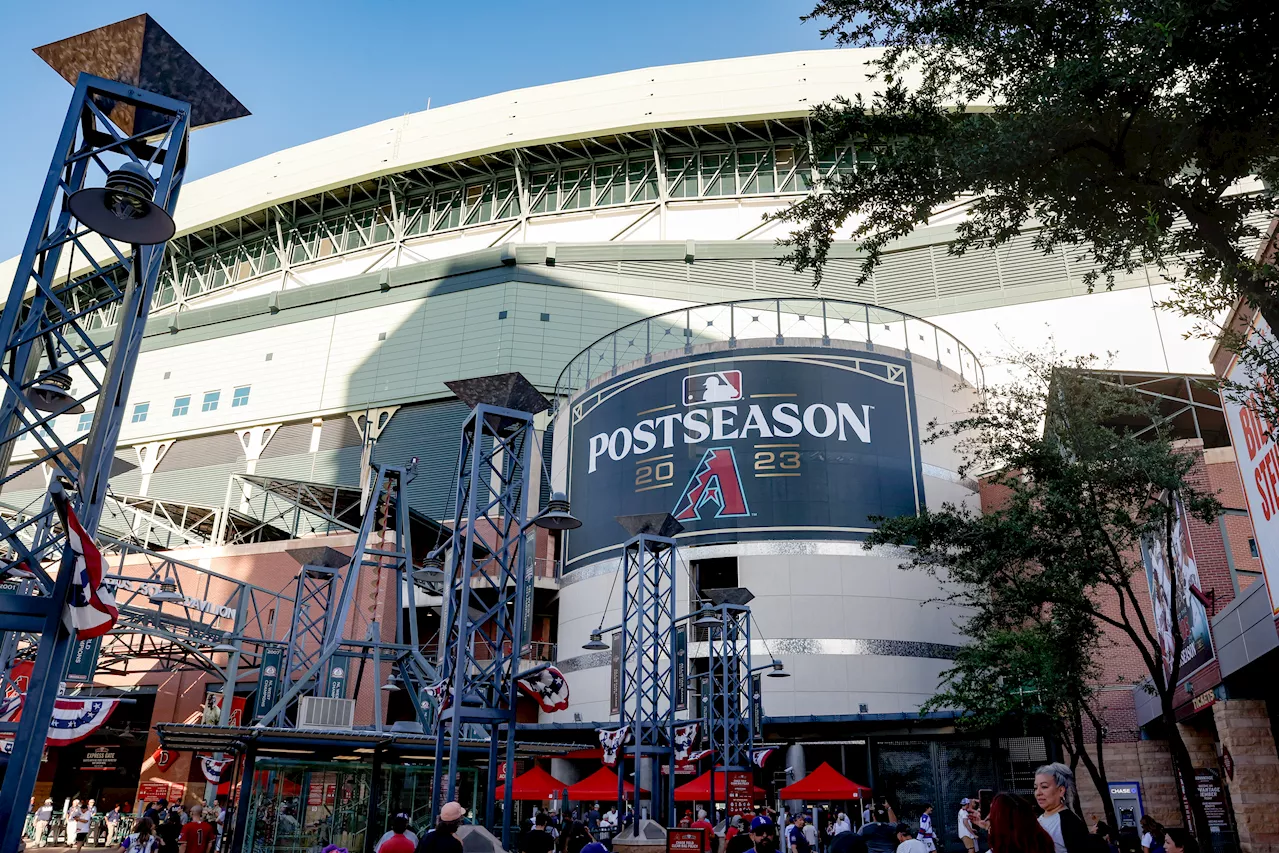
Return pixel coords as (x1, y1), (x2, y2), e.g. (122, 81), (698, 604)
(673, 447), (750, 521)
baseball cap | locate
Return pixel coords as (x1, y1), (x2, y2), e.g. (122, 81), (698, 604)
(960, 798), (970, 805)
(750, 816), (774, 832)
(440, 801), (466, 822)
(582, 843), (609, 853)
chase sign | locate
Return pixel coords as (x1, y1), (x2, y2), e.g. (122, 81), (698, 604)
(563, 347), (926, 569)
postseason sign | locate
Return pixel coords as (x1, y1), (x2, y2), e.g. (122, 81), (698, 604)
(564, 348), (926, 568)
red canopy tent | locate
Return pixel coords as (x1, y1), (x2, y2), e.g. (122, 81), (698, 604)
(495, 765), (569, 801)
(674, 768), (767, 802)
(778, 762), (872, 800)
(567, 766), (649, 800)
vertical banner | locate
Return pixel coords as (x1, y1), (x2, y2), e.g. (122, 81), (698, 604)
(64, 636), (102, 683)
(609, 634), (622, 716)
(1139, 493), (1215, 679)
(255, 647), (284, 720)
(521, 537), (536, 657)
(751, 674), (763, 739)
(325, 656), (349, 699)
(674, 626), (689, 711)
(1220, 313), (1278, 612)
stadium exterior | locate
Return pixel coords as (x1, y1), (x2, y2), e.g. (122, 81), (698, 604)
(2, 49), (1273, 850)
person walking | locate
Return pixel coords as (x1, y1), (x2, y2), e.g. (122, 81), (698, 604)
(956, 799), (976, 853)
(177, 804), (215, 853)
(917, 806), (935, 853)
(68, 798), (94, 851)
(987, 793), (1053, 853)
(1033, 763), (1092, 853)
(157, 810), (183, 852)
(522, 812), (557, 853)
(121, 818), (161, 853)
(1163, 829), (1197, 853)
(104, 805), (122, 847)
(415, 802), (466, 853)
(376, 813), (419, 853)
(32, 798), (54, 848)
(1140, 817), (1164, 853)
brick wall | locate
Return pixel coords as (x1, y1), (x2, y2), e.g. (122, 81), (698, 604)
(1214, 700), (1279, 853)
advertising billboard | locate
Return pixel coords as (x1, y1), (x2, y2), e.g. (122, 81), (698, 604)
(563, 347), (926, 569)
(1139, 493), (1215, 679)
(1219, 312), (1277, 614)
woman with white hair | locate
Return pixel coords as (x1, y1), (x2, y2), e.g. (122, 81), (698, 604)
(1033, 763), (1092, 853)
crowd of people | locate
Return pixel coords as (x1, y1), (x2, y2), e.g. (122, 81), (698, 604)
(23, 797), (226, 853)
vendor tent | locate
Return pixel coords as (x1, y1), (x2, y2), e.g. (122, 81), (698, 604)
(778, 762), (872, 800)
(494, 765), (569, 801)
(674, 768), (767, 802)
(567, 766), (648, 800)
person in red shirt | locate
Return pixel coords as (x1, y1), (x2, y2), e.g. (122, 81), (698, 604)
(691, 809), (715, 853)
(178, 805), (216, 853)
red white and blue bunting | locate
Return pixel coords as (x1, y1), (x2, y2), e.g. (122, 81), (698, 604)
(200, 756), (233, 784)
(516, 665), (570, 713)
(598, 725), (630, 766)
(751, 747), (777, 768)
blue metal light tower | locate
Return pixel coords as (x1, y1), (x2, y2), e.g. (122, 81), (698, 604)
(431, 373), (578, 849)
(613, 513), (683, 826)
(0, 18), (246, 852)
(695, 592), (756, 813)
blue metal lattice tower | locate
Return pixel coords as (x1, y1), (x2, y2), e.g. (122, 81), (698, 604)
(615, 513), (683, 825)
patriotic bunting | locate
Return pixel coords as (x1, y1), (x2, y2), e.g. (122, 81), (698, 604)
(56, 490), (118, 640)
(751, 747), (777, 768)
(516, 665), (570, 713)
(201, 756), (233, 784)
(598, 725), (630, 766)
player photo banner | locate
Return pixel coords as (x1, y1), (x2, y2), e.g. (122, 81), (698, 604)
(1139, 492), (1215, 679)
(673, 723), (700, 763)
(563, 348), (926, 569)
(599, 725), (630, 766)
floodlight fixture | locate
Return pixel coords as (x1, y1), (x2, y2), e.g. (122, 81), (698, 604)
(693, 608), (722, 628)
(381, 676), (401, 692)
(536, 493), (581, 531)
(211, 636), (238, 654)
(582, 631), (608, 652)
(615, 513), (685, 539)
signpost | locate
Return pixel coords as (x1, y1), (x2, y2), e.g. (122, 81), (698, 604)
(668, 828), (706, 853)
(64, 637), (102, 684)
(82, 744), (117, 771)
(726, 771), (754, 816)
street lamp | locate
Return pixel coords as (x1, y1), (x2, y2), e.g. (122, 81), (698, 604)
(67, 161), (176, 246)
(766, 659), (790, 678)
(211, 635), (238, 654)
(535, 492), (581, 531)
(148, 580), (183, 604)
(26, 333), (85, 414)
(581, 631), (608, 652)
(381, 675), (401, 692)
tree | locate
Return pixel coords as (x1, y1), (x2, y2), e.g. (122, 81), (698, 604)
(918, 591), (1119, 827)
(866, 352), (1222, 843)
(779, 0), (1278, 437)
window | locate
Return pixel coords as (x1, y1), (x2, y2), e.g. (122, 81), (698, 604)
(77, 413), (93, 433)
(232, 386), (251, 408)
(130, 402), (149, 424)
(173, 395), (191, 417)
(1248, 538), (1259, 559)
(201, 391), (220, 413)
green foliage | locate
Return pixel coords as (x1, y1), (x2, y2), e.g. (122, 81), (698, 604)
(781, 0), (1278, 434)
(867, 351), (1221, 834)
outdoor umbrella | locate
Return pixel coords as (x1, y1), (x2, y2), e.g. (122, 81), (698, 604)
(494, 765), (570, 801)
(778, 762), (872, 800)
(567, 766), (649, 800)
(674, 767), (766, 802)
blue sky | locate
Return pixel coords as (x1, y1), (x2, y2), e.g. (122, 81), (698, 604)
(0, 0), (826, 255)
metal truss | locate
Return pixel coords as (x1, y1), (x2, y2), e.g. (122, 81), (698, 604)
(432, 383), (544, 849)
(254, 464), (439, 730)
(0, 74), (191, 845)
(701, 604), (755, 771)
(616, 525), (679, 825)
(69, 117), (867, 319)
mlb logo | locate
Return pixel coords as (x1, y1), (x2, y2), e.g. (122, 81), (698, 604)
(683, 370), (742, 405)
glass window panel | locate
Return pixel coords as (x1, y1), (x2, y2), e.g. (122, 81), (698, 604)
(130, 402), (149, 424)
(173, 396), (191, 417)
(232, 386), (251, 408)
(201, 391), (220, 413)
(77, 413), (93, 432)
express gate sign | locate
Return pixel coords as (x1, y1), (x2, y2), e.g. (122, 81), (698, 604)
(563, 348), (926, 569)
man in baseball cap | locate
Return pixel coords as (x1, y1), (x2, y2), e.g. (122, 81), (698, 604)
(414, 802), (466, 853)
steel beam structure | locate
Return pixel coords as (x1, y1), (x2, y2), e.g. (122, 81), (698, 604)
(614, 515), (681, 826)
(701, 603), (755, 811)
(432, 374), (547, 849)
(0, 74), (190, 853)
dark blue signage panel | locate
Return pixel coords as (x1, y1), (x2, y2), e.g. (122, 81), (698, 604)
(563, 347), (926, 569)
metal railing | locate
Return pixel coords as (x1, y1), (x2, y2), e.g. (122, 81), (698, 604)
(553, 297), (985, 406)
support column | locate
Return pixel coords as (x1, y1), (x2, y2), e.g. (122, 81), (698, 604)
(133, 440), (173, 496)
(1213, 700), (1278, 853)
(235, 424), (280, 511)
(784, 744), (806, 815)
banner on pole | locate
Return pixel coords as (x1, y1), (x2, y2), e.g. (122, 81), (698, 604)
(64, 636), (102, 684)
(255, 647), (284, 720)
(674, 626), (688, 711)
(609, 633), (622, 716)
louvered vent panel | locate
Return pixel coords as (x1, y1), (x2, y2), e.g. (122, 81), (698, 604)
(933, 245), (1001, 297)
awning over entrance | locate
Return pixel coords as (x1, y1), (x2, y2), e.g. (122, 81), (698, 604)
(567, 766), (648, 799)
(154, 723), (584, 758)
(778, 762), (872, 800)
(495, 765), (569, 801)
(674, 768), (766, 802)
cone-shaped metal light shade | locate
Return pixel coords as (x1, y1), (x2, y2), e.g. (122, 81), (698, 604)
(149, 580), (183, 604)
(766, 659), (790, 678)
(212, 636), (238, 653)
(693, 608), (721, 627)
(536, 493), (581, 530)
(615, 513), (684, 539)
(582, 631), (608, 652)
(381, 677), (401, 692)
(27, 369), (84, 414)
(68, 162), (176, 245)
